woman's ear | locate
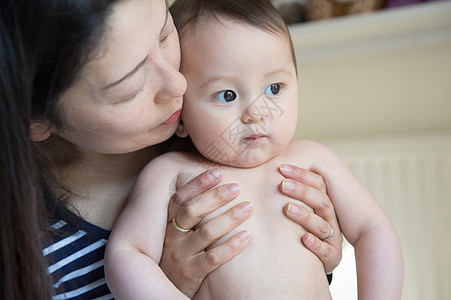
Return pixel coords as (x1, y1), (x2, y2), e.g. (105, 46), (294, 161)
(30, 121), (52, 142)
(175, 121), (189, 138)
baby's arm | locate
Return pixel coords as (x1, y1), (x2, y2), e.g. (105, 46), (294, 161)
(105, 154), (189, 299)
(300, 141), (403, 299)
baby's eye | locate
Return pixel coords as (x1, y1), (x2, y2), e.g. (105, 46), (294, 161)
(264, 83), (281, 95)
(214, 90), (237, 102)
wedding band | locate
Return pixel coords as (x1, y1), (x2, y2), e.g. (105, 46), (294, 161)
(322, 227), (334, 242)
(172, 217), (192, 233)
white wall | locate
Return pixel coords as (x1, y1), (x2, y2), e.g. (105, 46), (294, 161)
(292, 1), (451, 140)
(296, 44), (451, 140)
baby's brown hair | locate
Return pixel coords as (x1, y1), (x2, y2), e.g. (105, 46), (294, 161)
(170, 0), (297, 72)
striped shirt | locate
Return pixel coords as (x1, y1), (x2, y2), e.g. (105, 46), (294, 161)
(42, 218), (113, 299)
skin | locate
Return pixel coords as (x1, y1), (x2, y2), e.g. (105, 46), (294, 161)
(58, 1), (186, 155)
(105, 14), (344, 299)
(179, 17), (298, 168)
(176, 16), (402, 299)
(107, 15), (402, 299)
(34, 0), (343, 296)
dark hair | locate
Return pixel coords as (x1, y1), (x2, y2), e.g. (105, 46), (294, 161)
(170, 0), (297, 70)
(0, 12), (51, 299)
(1, 0), (118, 297)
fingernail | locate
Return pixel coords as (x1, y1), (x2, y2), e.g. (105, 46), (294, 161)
(238, 230), (250, 241)
(287, 203), (300, 216)
(226, 183), (240, 196)
(282, 179), (296, 192)
(305, 233), (314, 246)
(239, 202), (253, 214)
(279, 164), (293, 174)
(232, 230), (250, 248)
(208, 169), (222, 181)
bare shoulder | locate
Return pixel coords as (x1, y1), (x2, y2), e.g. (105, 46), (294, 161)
(138, 151), (200, 182)
(151, 151), (198, 167)
(282, 140), (344, 170)
(285, 139), (337, 158)
(287, 139), (323, 151)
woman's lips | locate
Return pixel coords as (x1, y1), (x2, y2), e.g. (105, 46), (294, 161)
(163, 108), (182, 125)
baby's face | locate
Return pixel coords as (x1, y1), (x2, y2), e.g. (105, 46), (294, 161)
(179, 17), (298, 168)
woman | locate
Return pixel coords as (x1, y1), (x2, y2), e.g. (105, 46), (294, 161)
(0, 0), (342, 298)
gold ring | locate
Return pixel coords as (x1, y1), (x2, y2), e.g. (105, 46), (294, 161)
(321, 227), (334, 242)
(172, 217), (192, 233)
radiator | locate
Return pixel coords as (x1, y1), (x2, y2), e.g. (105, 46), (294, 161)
(323, 132), (451, 300)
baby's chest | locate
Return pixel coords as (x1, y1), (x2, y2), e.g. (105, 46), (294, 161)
(195, 165), (311, 229)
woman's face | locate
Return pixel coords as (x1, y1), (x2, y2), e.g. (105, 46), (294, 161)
(55, 0), (187, 154)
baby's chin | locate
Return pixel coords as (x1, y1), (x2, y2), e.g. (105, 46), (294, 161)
(206, 153), (276, 169)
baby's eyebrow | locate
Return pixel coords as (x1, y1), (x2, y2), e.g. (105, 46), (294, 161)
(263, 68), (292, 78)
(199, 75), (235, 90)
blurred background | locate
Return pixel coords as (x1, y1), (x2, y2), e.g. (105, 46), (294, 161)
(274, 0), (450, 298)
(170, 0), (451, 298)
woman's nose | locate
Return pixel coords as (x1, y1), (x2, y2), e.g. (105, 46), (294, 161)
(154, 60), (187, 103)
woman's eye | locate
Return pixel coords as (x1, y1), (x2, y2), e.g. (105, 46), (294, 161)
(214, 90), (237, 102)
(160, 34), (169, 44)
(264, 83), (281, 95)
(160, 30), (171, 44)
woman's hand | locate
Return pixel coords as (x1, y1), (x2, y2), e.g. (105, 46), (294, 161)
(160, 169), (252, 298)
(279, 164), (343, 274)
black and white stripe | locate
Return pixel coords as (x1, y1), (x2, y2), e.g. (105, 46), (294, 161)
(43, 219), (113, 299)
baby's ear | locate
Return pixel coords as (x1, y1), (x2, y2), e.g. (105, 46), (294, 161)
(30, 121), (52, 142)
(175, 121), (189, 138)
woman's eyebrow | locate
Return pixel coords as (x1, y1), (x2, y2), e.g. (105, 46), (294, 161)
(103, 55), (148, 90)
(104, 1), (168, 90)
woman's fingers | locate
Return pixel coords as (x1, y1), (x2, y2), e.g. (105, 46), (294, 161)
(161, 230), (251, 298)
(170, 183), (241, 232)
(279, 164), (327, 193)
(168, 169), (223, 220)
(283, 203), (334, 241)
(279, 164), (334, 222)
(161, 202), (253, 297)
(186, 202), (253, 252)
(279, 164), (343, 273)
(191, 230), (251, 278)
(301, 233), (342, 274)
(280, 178), (335, 221)
(162, 169), (254, 296)
(283, 202), (343, 274)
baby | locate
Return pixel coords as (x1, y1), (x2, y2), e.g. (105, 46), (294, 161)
(105, 0), (403, 299)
